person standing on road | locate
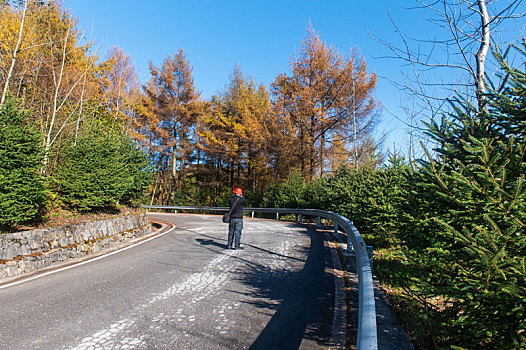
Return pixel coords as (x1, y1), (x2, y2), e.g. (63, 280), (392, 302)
(227, 187), (248, 250)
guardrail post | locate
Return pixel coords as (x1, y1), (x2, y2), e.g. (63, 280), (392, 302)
(367, 246), (373, 270)
(276, 213), (279, 220)
(251, 211), (254, 218)
(317, 216), (321, 227)
(334, 222), (338, 234)
(299, 214), (303, 223)
(345, 234), (354, 255)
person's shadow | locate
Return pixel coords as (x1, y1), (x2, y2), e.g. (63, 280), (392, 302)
(196, 238), (228, 249)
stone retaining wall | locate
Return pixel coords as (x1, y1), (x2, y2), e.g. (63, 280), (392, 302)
(0, 214), (152, 280)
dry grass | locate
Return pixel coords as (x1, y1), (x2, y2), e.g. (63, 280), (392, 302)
(5, 202), (143, 233)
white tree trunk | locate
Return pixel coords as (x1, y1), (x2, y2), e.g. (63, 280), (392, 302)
(476, 0), (490, 111)
(1, 0), (28, 107)
(42, 26), (70, 175)
(74, 71), (88, 146)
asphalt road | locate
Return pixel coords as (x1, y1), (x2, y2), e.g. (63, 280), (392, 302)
(0, 214), (341, 350)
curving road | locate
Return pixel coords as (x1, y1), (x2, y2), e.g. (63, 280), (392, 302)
(0, 214), (344, 349)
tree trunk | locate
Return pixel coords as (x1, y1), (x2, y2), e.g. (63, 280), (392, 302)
(310, 115), (316, 181)
(171, 122), (178, 203)
(237, 161), (241, 185)
(229, 160), (234, 188)
(172, 123), (178, 185)
(74, 71), (87, 146)
(1, 0), (28, 107)
(43, 26), (70, 176)
(150, 173), (160, 206)
(309, 144), (315, 182)
(476, 0), (490, 112)
(298, 127), (305, 177)
(320, 132), (325, 177)
(353, 82), (359, 170)
(216, 158), (222, 200)
(247, 154), (253, 190)
(196, 144), (201, 183)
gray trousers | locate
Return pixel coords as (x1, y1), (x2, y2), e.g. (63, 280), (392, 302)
(227, 218), (243, 248)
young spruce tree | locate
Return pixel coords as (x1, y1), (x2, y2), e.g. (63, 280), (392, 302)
(418, 41), (526, 348)
(0, 97), (46, 229)
(55, 121), (150, 212)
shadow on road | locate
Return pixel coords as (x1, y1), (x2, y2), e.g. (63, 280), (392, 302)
(194, 234), (307, 263)
(233, 225), (336, 349)
(196, 238), (229, 249)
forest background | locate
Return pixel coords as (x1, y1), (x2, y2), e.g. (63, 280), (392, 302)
(1, 1), (525, 349)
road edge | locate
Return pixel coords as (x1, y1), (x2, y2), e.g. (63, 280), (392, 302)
(324, 231), (348, 349)
(0, 219), (174, 289)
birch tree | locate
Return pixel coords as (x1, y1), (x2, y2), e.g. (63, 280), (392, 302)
(373, 0), (525, 154)
(41, 22), (97, 175)
(0, 0), (28, 106)
(1, 1), (100, 175)
(99, 46), (140, 132)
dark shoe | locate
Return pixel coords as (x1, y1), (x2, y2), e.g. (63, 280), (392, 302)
(235, 246), (243, 250)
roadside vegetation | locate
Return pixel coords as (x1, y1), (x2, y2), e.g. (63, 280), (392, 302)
(263, 44), (526, 347)
(0, 1), (524, 348)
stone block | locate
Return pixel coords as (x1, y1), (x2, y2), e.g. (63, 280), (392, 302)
(29, 239), (41, 250)
(0, 246), (16, 260)
(19, 244), (30, 256)
(59, 237), (69, 247)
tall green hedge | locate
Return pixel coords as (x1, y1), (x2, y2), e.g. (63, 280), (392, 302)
(0, 97), (46, 228)
(263, 157), (413, 247)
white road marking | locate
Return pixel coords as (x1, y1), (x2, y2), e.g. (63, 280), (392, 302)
(0, 225), (175, 290)
(147, 249), (235, 304)
(68, 242), (241, 349)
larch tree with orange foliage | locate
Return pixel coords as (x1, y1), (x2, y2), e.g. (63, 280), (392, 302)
(199, 66), (273, 194)
(271, 26), (380, 180)
(141, 49), (201, 204)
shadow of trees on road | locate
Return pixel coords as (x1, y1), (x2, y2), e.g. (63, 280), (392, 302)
(231, 225), (336, 349)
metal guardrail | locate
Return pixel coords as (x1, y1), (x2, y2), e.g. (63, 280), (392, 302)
(143, 205), (377, 350)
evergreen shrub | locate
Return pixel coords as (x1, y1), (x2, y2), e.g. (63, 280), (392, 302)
(54, 122), (150, 212)
(0, 97), (46, 228)
(409, 42), (526, 348)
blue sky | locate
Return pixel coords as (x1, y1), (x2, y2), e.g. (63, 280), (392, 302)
(62, 0), (519, 154)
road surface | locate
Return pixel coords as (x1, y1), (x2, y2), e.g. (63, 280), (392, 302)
(0, 214), (343, 349)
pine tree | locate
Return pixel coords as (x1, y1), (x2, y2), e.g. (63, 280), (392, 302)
(199, 66), (273, 193)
